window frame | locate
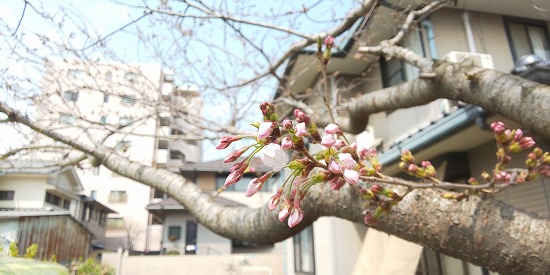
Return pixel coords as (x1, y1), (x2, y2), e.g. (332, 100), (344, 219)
(120, 95), (137, 105)
(503, 17), (550, 62)
(168, 226), (181, 241)
(294, 226), (315, 275)
(0, 190), (15, 200)
(63, 91), (79, 101)
(108, 190), (128, 203)
(59, 114), (75, 124)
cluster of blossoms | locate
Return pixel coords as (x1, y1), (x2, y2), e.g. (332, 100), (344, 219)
(216, 102), (385, 228)
(217, 102), (550, 226)
(399, 150), (437, 179)
(490, 122), (550, 182)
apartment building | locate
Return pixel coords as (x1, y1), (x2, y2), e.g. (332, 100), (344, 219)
(276, 1), (550, 274)
(36, 60), (202, 252)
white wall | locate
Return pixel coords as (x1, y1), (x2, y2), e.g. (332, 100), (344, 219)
(0, 175), (47, 209)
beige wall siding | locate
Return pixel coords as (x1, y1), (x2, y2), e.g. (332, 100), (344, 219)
(431, 9), (515, 72)
(432, 9), (471, 57)
(467, 11), (515, 71)
(468, 141), (550, 218)
(0, 175), (47, 209)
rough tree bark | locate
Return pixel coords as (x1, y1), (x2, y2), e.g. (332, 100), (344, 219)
(319, 60), (550, 141)
(2, 63), (550, 273)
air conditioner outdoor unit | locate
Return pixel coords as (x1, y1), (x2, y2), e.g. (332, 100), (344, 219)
(445, 51), (494, 69)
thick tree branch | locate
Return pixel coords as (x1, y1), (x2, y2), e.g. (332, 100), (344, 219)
(2, 98), (549, 274)
(313, 61), (550, 141)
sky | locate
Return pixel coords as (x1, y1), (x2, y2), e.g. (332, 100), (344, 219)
(0, 0), (358, 161)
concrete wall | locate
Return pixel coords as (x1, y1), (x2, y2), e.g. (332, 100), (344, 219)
(102, 252), (283, 275)
(284, 217), (366, 275)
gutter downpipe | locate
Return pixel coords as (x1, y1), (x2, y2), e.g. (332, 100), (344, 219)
(462, 11), (477, 53)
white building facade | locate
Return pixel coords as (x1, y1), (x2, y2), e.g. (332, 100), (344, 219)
(37, 60), (202, 252)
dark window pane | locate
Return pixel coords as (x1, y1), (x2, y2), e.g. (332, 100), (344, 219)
(0, 191), (15, 200)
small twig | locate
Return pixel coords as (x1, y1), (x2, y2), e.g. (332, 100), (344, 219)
(11, 0), (28, 36)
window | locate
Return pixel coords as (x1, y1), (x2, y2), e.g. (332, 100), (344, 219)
(163, 73), (174, 83)
(158, 139), (168, 150)
(505, 18), (550, 61)
(0, 191), (15, 200)
(62, 199), (71, 210)
(103, 93), (110, 103)
(63, 91), (79, 101)
(380, 28), (425, 88)
(168, 226), (181, 241)
(170, 128), (184, 136)
(100, 116), (107, 124)
(124, 72), (137, 82)
(115, 140), (131, 152)
(185, 221), (197, 254)
(106, 217), (125, 230)
(59, 114), (75, 124)
(416, 247), (491, 275)
(93, 166), (100, 175)
(90, 190), (97, 199)
(99, 211), (107, 227)
(159, 116), (170, 127)
(108, 190), (127, 203)
(119, 117), (133, 126)
(294, 226), (315, 274)
(67, 69), (82, 79)
(45, 192), (61, 206)
(153, 188), (167, 199)
(120, 95), (136, 105)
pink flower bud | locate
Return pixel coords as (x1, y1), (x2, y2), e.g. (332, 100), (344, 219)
(321, 134), (336, 148)
(282, 118), (293, 129)
(329, 177), (346, 190)
(278, 204), (291, 222)
(324, 36), (334, 47)
(519, 137), (536, 150)
(339, 153), (357, 169)
(216, 136), (240, 149)
(268, 189), (283, 211)
(343, 169), (359, 185)
(244, 178), (263, 197)
(333, 139), (345, 149)
(490, 121), (506, 135)
(407, 164), (418, 173)
(258, 121), (275, 139)
(514, 129), (523, 140)
(342, 142), (357, 154)
(328, 159), (342, 174)
(288, 207), (304, 228)
(295, 122), (307, 137)
(281, 136), (293, 149)
(224, 170), (243, 186)
(294, 109), (311, 123)
(223, 146), (249, 163)
(324, 123), (342, 135)
(421, 161), (432, 168)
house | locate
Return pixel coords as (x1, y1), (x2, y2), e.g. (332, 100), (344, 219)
(146, 157), (283, 256)
(275, 1), (550, 274)
(0, 161), (115, 263)
(35, 60), (202, 253)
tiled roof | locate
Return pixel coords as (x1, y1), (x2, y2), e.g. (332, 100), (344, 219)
(0, 160), (63, 174)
